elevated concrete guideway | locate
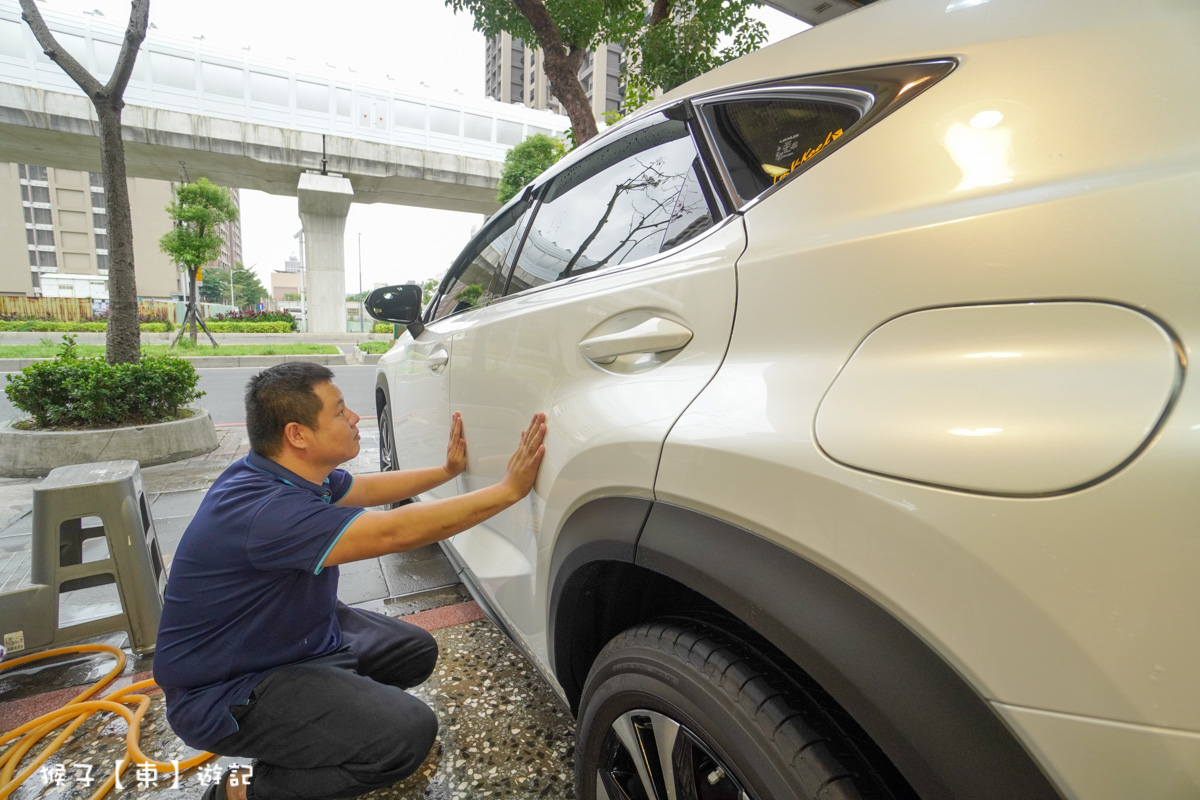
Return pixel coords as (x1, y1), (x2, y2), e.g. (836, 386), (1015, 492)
(0, 0), (567, 216)
(0, 0), (567, 330)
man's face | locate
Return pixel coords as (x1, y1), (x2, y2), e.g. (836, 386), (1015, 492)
(307, 380), (361, 466)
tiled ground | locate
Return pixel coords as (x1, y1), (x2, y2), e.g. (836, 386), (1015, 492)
(2, 616), (577, 800)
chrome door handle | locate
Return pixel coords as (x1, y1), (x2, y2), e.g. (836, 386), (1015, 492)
(427, 348), (449, 372)
(579, 318), (693, 365)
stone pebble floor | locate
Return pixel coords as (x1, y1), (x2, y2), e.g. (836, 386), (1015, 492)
(3, 620), (577, 799)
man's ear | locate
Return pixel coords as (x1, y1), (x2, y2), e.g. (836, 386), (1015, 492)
(282, 421), (309, 451)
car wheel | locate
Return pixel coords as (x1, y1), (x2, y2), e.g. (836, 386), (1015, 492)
(378, 394), (398, 474)
(375, 393), (411, 509)
(576, 619), (898, 800)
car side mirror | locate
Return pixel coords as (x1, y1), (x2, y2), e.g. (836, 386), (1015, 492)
(364, 284), (425, 338)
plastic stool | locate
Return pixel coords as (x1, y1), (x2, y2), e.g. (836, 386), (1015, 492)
(1, 461), (165, 656)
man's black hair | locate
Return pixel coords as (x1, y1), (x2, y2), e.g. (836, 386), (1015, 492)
(245, 362), (335, 457)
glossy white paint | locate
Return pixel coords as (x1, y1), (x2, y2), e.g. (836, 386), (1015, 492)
(993, 704), (1200, 799)
(445, 219), (744, 672)
(815, 302), (1180, 495)
(376, 0), (1200, 795)
(652, 0), (1200, 794)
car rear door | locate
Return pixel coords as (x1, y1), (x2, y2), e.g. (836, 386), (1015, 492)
(442, 110), (743, 667)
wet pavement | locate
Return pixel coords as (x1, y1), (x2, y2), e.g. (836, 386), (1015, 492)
(0, 422), (578, 799)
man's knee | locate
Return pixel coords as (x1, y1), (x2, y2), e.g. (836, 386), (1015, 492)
(411, 630), (438, 683)
(374, 697), (438, 781)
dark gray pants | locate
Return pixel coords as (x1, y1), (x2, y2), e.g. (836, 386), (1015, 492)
(214, 604), (439, 800)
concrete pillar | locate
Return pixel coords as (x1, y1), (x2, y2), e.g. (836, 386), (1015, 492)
(297, 173), (353, 333)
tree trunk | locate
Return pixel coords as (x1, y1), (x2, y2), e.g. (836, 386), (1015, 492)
(511, 0), (599, 144)
(97, 106), (140, 364)
(19, 0), (148, 365)
(188, 268), (199, 345)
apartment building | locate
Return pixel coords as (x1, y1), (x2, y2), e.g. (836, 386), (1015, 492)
(0, 163), (241, 301)
(485, 32), (623, 119)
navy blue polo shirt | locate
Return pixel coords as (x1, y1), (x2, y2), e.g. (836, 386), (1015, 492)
(154, 451), (367, 750)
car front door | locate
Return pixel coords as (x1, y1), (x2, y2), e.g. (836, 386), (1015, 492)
(378, 199), (529, 502)
(443, 111), (744, 671)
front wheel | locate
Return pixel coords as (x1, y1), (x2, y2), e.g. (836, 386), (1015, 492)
(378, 394), (398, 474)
(575, 619), (902, 800)
(375, 393), (410, 508)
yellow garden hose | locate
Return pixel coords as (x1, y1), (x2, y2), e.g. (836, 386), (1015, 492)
(0, 643), (215, 799)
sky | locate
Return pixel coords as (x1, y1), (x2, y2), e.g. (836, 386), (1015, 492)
(53, 0), (808, 294)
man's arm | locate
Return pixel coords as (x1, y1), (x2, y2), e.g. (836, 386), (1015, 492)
(322, 413), (546, 567)
(336, 411), (467, 507)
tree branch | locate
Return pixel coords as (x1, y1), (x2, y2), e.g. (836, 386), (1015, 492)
(106, 0), (149, 101)
(19, 0), (103, 97)
(648, 0), (671, 27)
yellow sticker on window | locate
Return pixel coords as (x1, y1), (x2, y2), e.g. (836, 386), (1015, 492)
(771, 128), (844, 184)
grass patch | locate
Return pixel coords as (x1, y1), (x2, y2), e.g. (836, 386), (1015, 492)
(0, 343), (341, 359)
(358, 341), (393, 354)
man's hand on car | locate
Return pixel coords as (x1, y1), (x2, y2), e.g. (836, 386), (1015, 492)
(501, 413), (547, 501)
(444, 411), (467, 478)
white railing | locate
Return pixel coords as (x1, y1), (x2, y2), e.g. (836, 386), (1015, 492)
(0, 0), (567, 161)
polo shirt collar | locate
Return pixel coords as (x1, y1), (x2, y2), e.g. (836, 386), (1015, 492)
(246, 450), (334, 499)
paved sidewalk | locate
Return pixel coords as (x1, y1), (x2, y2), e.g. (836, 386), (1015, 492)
(0, 422), (578, 799)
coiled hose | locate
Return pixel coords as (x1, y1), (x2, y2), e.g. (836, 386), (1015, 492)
(0, 643), (214, 799)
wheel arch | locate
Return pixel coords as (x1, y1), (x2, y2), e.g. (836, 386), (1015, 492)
(548, 498), (1064, 800)
(374, 372), (391, 416)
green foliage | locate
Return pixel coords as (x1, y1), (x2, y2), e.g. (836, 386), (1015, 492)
(358, 341), (393, 354)
(446, 0), (768, 120)
(198, 264), (270, 306)
(159, 178), (240, 274)
(0, 321), (172, 332)
(631, 0), (767, 95)
(421, 278), (438, 307)
(371, 322), (394, 334)
(5, 335), (204, 429)
(204, 321), (292, 333)
(212, 310), (298, 331)
(283, 293), (301, 301)
(455, 283), (484, 308)
(497, 133), (568, 203)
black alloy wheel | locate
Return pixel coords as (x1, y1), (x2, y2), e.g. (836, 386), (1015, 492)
(595, 708), (751, 800)
(576, 619), (901, 800)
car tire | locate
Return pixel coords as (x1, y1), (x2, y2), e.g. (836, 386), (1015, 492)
(576, 618), (899, 800)
(375, 393), (411, 509)
(378, 394), (398, 474)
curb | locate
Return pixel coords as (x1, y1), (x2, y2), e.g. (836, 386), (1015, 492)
(0, 409), (219, 479)
(0, 353), (354, 371)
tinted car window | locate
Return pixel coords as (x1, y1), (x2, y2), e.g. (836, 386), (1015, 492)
(432, 200), (529, 321)
(507, 116), (706, 295)
(700, 96), (861, 203)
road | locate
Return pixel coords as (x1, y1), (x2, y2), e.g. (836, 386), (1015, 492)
(0, 363), (379, 426)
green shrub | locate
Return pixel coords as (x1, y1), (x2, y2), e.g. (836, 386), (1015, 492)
(204, 321), (291, 333)
(0, 321), (172, 332)
(4, 336), (204, 429)
(212, 310), (297, 331)
(371, 323), (394, 334)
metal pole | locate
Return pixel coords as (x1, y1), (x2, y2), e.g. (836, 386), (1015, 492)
(358, 232), (364, 333)
(294, 229), (307, 333)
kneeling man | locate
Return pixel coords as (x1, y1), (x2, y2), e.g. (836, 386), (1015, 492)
(154, 362), (546, 800)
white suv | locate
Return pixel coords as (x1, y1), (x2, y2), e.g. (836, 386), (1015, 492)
(366, 0), (1200, 797)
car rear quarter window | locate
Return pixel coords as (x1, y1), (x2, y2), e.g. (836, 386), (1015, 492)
(700, 97), (862, 203)
(506, 115), (714, 295)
